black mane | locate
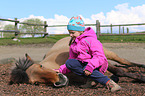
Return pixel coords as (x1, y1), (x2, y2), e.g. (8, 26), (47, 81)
(9, 58), (34, 85)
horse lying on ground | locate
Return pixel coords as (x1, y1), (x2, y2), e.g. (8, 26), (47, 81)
(9, 37), (145, 87)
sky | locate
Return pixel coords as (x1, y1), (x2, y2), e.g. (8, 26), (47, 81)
(0, 0), (145, 34)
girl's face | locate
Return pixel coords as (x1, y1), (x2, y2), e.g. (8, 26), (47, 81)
(68, 30), (83, 40)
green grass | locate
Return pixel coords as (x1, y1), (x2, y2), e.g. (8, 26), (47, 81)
(98, 35), (145, 43)
(0, 34), (69, 46)
(0, 34), (144, 46)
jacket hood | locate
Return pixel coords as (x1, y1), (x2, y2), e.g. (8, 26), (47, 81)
(77, 27), (97, 40)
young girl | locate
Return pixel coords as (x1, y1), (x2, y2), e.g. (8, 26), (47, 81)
(55, 16), (121, 92)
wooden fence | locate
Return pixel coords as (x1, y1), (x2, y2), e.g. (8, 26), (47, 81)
(48, 20), (145, 38)
(0, 18), (48, 38)
(0, 18), (145, 38)
(98, 21), (145, 37)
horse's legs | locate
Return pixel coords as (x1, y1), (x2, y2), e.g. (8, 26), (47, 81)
(108, 62), (145, 82)
(103, 47), (132, 65)
(103, 47), (145, 68)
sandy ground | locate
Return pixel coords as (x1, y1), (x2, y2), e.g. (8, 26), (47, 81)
(0, 44), (53, 62)
(0, 43), (145, 65)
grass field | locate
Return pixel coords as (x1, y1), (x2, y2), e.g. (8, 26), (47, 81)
(98, 34), (145, 43)
(0, 34), (145, 45)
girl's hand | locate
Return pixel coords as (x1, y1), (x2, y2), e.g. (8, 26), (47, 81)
(84, 70), (91, 76)
(53, 69), (60, 73)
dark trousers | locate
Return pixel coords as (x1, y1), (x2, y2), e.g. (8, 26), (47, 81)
(65, 59), (110, 85)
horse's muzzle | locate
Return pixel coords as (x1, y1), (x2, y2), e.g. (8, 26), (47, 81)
(54, 73), (68, 87)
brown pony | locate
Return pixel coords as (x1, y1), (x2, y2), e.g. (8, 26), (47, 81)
(9, 37), (145, 87)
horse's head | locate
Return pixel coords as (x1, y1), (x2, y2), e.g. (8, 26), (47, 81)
(9, 54), (68, 87)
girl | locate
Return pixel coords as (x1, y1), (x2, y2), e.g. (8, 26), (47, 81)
(55, 16), (121, 92)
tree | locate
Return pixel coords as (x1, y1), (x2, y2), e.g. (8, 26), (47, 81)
(4, 24), (15, 30)
(3, 24), (15, 38)
(19, 18), (44, 37)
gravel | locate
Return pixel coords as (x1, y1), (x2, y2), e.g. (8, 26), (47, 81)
(0, 63), (145, 96)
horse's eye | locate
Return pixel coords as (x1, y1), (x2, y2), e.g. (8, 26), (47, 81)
(40, 65), (42, 67)
(34, 82), (40, 85)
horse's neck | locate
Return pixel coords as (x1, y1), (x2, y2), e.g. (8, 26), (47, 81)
(39, 37), (71, 69)
(40, 50), (69, 69)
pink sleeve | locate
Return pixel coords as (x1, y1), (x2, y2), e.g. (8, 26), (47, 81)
(59, 64), (71, 74)
(85, 38), (107, 73)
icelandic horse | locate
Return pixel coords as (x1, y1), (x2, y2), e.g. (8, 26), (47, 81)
(9, 37), (145, 87)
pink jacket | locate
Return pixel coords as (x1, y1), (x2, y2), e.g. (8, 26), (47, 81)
(59, 27), (108, 74)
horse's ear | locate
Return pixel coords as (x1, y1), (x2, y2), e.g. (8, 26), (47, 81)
(25, 53), (34, 63)
(43, 54), (46, 60)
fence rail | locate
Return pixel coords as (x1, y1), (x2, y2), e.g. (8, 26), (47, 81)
(0, 18), (18, 22)
(0, 30), (20, 33)
(0, 18), (145, 38)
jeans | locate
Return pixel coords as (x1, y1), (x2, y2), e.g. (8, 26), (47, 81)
(65, 59), (110, 85)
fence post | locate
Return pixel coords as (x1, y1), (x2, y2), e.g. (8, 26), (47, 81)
(123, 27), (124, 34)
(110, 24), (112, 34)
(127, 27), (129, 33)
(44, 21), (47, 32)
(96, 20), (100, 38)
(43, 21), (48, 38)
(119, 25), (121, 34)
(14, 18), (19, 39)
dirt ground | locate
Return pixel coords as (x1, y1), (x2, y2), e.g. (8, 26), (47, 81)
(0, 43), (145, 96)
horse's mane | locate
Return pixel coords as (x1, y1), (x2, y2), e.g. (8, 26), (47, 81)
(9, 58), (34, 84)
